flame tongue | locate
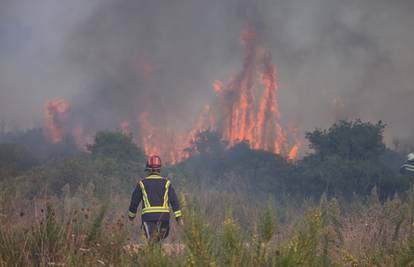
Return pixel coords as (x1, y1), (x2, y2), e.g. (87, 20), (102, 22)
(256, 51), (287, 154)
(137, 112), (187, 164)
(232, 27), (256, 144)
(206, 27), (294, 156)
(138, 112), (161, 157)
(43, 99), (70, 144)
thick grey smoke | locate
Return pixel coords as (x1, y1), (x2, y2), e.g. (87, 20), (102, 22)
(1, 0), (413, 146)
(0, 0), (100, 129)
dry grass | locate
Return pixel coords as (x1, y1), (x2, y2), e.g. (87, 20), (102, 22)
(1, 187), (414, 266)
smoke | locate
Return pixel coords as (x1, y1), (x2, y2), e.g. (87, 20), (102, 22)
(1, 0), (413, 146)
(0, 0), (100, 129)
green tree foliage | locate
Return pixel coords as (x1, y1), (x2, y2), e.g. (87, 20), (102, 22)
(17, 157), (99, 198)
(180, 131), (289, 194)
(86, 131), (147, 195)
(179, 120), (406, 199)
(0, 128), (79, 160)
(296, 120), (403, 198)
(0, 143), (35, 178)
(306, 120), (386, 161)
(87, 131), (146, 163)
(1, 120), (409, 202)
(12, 131), (147, 199)
(186, 130), (226, 155)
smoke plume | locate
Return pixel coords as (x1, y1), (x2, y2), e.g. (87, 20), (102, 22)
(1, 0), (413, 149)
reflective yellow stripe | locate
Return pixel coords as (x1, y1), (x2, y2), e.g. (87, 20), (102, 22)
(146, 175), (163, 179)
(142, 207), (170, 214)
(163, 180), (171, 208)
(139, 178), (173, 215)
(174, 210), (182, 217)
(139, 181), (151, 208)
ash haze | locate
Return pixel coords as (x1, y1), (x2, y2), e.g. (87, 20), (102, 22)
(1, 0), (413, 146)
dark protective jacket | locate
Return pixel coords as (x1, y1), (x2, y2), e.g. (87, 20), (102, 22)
(128, 173), (182, 221)
(400, 160), (414, 175)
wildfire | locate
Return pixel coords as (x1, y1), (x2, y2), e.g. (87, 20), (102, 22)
(137, 113), (189, 164)
(287, 142), (301, 161)
(120, 120), (131, 136)
(43, 99), (70, 143)
(138, 112), (161, 157)
(43, 99), (92, 150)
(200, 27), (300, 158)
(212, 80), (224, 94)
(73, 126), (93, 151)
(42, 26), (303, 163)
(256, 50), (287, 154)
(287, 127), (303, 161)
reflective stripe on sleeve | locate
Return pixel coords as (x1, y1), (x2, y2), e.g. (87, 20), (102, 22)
(403, 164), (414, 168)
(128, 211), (136, 218)
(403, 164), (414, 172)
(174, 210), (182, 218)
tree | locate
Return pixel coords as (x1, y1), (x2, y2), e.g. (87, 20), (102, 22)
(179, 130), (290, 195)
(0, 128), (79, 160)
(185, 130), (226, 156)
(85, 131), (146, 195)
(0, 143), (35, 178)
(87, 131), (146, 163)
(297, 119), (399, 198)
(306, 120), (386, 161)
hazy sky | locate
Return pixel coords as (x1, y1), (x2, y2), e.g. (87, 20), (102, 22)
(1, 0), (413, 145)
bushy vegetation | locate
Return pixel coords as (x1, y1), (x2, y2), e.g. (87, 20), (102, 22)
(178, 120), (407, 199)
(0, 119), (413, 266)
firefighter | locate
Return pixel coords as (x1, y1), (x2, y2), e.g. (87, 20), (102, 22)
(128, 155), (182, 243)
(400, 153), (414, 175)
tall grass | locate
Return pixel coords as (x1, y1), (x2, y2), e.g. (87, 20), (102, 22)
(1, 189), (414, 266)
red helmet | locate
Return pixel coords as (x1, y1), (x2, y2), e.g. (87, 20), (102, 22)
(146, 155), (162, 170)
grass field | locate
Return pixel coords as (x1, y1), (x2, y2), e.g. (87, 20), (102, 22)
(2, 187), (414, 267)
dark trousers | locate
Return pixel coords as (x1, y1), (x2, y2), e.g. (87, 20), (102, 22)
(142, 220), (170, 243)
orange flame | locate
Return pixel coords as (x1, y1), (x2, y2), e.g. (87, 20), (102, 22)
(120, 120), (131, 136)
(212, 80), (224, 94)
(138, 112), (161, 157)
(43, 99), (93, 150)
(256, 51), (288, 154)
(42, 27), (302, 163)
(73, 126), (92, 151)
(203, 27), (297, 158)
(137, 112), (189, 164)
(214, 27), (257, 146)
(43, 99), (70, 143)
(287, 127), (303, 161)
(288, 142), (302, 161)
